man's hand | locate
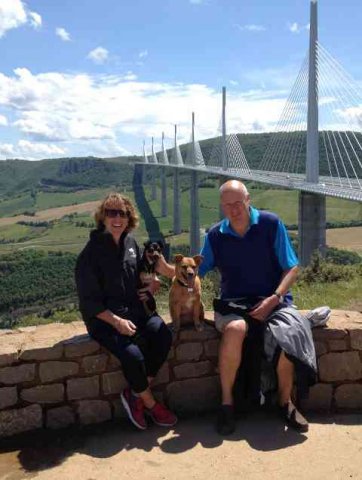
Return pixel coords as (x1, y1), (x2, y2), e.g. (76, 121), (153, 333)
(249, 295), (279, 322)
(112, 316), (137, 336)
(155, 255), (175, 278)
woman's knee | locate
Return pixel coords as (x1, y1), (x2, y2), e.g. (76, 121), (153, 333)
(120, 343), (145, 366)
(146, 316), (172, 348)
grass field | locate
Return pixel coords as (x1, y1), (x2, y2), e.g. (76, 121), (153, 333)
(0, 182), (361, 257)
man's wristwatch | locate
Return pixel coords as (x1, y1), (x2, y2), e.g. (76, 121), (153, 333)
(274, 291), (284, 303)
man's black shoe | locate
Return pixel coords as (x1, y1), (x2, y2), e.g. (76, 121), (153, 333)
(279, 401), (309, 433)
(216, 405), (236, 435)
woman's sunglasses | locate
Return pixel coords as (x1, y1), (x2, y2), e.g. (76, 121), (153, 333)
(105, 208), (129, 218)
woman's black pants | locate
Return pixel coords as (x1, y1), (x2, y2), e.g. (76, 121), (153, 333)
(87, 315), (172, 393)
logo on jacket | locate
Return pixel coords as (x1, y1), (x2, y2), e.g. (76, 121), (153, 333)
(128, 247), (136, 258)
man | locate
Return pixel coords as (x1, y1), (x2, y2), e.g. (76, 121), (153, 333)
(201, 179), (311, 435)
(157, 180), (310, 435)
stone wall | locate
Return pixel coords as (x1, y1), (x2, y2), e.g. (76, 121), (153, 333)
(0, 310), (361, 438)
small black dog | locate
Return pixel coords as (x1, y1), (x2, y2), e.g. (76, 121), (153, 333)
(138, 240), (164, 317)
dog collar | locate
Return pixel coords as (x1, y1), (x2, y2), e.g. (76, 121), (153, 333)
(177, 279), (193, 292)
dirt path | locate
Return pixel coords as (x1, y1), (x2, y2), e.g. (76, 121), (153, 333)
(0, 414), (361, 480)
(0, 202), (98, 227)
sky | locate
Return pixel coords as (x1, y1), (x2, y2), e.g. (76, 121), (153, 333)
(0, 0), (361, 160)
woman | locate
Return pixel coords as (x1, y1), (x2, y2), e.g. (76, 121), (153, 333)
(75, 192), (176, 430)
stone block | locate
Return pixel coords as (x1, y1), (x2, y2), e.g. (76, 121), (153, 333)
(39, 361), (79, 383)
(78, 400), (111, 425)
(314, 341), (328, 356)
(204, 339), (220, 357)
(111, 399), (127, 419)
(108, 354), (121, 370)
(166, 376), (220, 414)
(176, 343), (203, 362)
(153, 363), (170, 386)
(312, 327), (347, 341)
(179, 325), (219, 342)
(21, 384), (64, 404)
(0, 364), (35, 385)
(319, 352), (362, 382)
(0, 404), (42, 437)
(0, 387), (18, 410)
(67, 376), (99, 400)
(335, 384), (362, 409)
(102, 371), (127, 396)
(46, 406), (76, 429)
(82, 354), (108, 374)
(350, 330), (362, 351)
(64, 335), (99, 358)
(0, 345), (18, 367)
(174, 361), (213, 380)
(301, 384), (332, 411)
(20, 342), (63, 361)
(328, 340), (348, 352)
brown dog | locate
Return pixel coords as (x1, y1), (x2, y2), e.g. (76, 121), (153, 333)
(169, 254), (204, 332)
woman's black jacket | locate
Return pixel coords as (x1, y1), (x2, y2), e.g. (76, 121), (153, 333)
(75, 229), (144, 328)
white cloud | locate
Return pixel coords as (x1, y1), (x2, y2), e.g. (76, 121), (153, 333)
(0, 140), (65, 160)
(121, 71), (137, 81)
(55, 27), (71, 42)
(229, 80), (238, 87)
(287, 22), (309, 34)
(87, 46), (109, 64)
(139, 50), (148, 59)
(189, 0), (205, 4)
(0, 114), (8, 126)
(2, 66), (339, 157)
(235, 24), (266, 32)
(0, 0), (42, 38)
(29, 11), (41, 29)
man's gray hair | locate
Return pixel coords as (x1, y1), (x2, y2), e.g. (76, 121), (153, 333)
(219, 180), (249, 197)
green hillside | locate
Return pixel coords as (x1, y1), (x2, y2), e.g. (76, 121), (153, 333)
(0, 156), (137, 199)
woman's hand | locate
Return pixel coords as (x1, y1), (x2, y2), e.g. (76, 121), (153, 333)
(113, 316), (137, 336)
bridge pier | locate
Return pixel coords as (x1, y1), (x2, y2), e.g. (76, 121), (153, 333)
(173, 169), (181, 234)
(298, 191), (326, 266)
(161, 167), (168, 217)
(150, 167), (157, 201)
(190, 170), (200, 255)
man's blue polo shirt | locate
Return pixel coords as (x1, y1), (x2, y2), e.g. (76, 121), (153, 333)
(199, 206), (298, 301)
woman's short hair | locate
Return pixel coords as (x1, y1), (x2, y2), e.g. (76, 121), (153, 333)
(94, 192), (139, 232)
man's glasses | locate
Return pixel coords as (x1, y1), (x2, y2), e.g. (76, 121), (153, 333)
(105, 208), (129, 218)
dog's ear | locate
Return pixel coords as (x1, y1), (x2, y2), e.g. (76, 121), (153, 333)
(157, 240), (164, 250)
(174, 254), (184, 264)
(144, 240), (151, 248)
(193, 254), (204, 266)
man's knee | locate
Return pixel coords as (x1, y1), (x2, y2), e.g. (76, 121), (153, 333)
(223, 320), (247, 340)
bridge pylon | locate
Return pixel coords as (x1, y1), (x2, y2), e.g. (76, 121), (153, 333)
(189, 112), (200, 255)
(298, 0), (326, 266)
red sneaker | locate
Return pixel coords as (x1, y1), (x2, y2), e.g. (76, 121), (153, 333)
(120, 388), (147, 430)
(148, 402), (178, 427)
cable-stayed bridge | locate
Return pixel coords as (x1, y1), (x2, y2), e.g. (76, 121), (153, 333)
(136, 0), (362, 265)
